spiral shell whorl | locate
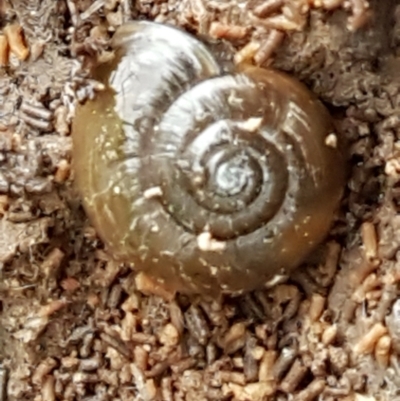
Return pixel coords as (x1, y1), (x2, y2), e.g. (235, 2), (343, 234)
(72, 21), (346, 294)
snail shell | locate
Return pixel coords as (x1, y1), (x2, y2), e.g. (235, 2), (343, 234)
(72, 21), (346, 295)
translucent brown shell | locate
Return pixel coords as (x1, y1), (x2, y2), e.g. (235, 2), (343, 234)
(72, 21), (346, 295)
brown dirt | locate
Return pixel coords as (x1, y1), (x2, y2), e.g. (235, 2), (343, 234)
(1, 0), (400, 400)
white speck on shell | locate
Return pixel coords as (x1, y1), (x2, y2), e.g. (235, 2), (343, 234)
(265, 274), (288, 289)
(237, 117), (263, 132)
(197, 231), (226, 252)
(325, 133), (338, 148)
(143, 186), (163, 199)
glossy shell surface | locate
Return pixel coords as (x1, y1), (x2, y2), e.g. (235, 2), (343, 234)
(72, 21), (346, 295)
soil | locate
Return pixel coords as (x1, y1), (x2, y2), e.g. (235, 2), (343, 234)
(1, 0), (400, 400)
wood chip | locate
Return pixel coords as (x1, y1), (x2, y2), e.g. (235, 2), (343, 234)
(361, 222), (378, 263)
(253, 0), (284, 18)
(353, 323), (388, 355)
(209, 22), (248, 40)
(254, 29), (284, 65)
(0, 35), (9, 66)
(4, 23), (29, 61)
(374, 335), (391, 368)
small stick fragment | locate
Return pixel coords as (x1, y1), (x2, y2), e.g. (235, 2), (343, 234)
(259, 350), (277, 382)
(361, 222), (378, 263)
(54, 159), (71, 183)
(80, 356), (102, 371)
(134, 346), (149, 372)
(294, 378), (325, 401)
(348, 248), (380, 287)
(20, 102), (52, 121)
(171, 357), (196, 373)
(259, 15), (299, 31)
(146, 361), (170, 378)
(280, 359), (308, 393)
(32, 358), (58, 385)
(54, 105), (70, 135)
(219, 371), (246, 385)
(30, 41), (45, 61)
(20, 113), (53, 131)
(161, 377), (173, 401)
(222, 322), (246, 353)
(100, 332), (131, 359)
(39, 299), (68, 317)
(80, 0), (106, 20)
(308, 294), (325, 322)
(209, 22), (248, 40)
(169, 301), (184, 335)
(253, 0), (284, 18)
(359, 273), (380, 296)
(4, 24), (29, 61)
(130, 332), (156, 345)
(254, 29), (284, 66)
(353, 323), (387, 355)
(0, 366), (7, 401)
(0, 35), (9, 66)
(243, 382), (276, 399)
(42, 375), (56, 401)
(234, 41), (260, 65)
(319, 241), (341, 286)
(244, 336), (261, 381)
(66, 0), (80, 26)
(322, 324), (337, 345)
(375, 335), (391, 368)
(272, 347), (297, 380)
(41, 248), (64, 278)
(185, 305), (211, 346)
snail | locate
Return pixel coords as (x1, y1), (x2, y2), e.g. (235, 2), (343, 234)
(72, 20), (346, 296)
